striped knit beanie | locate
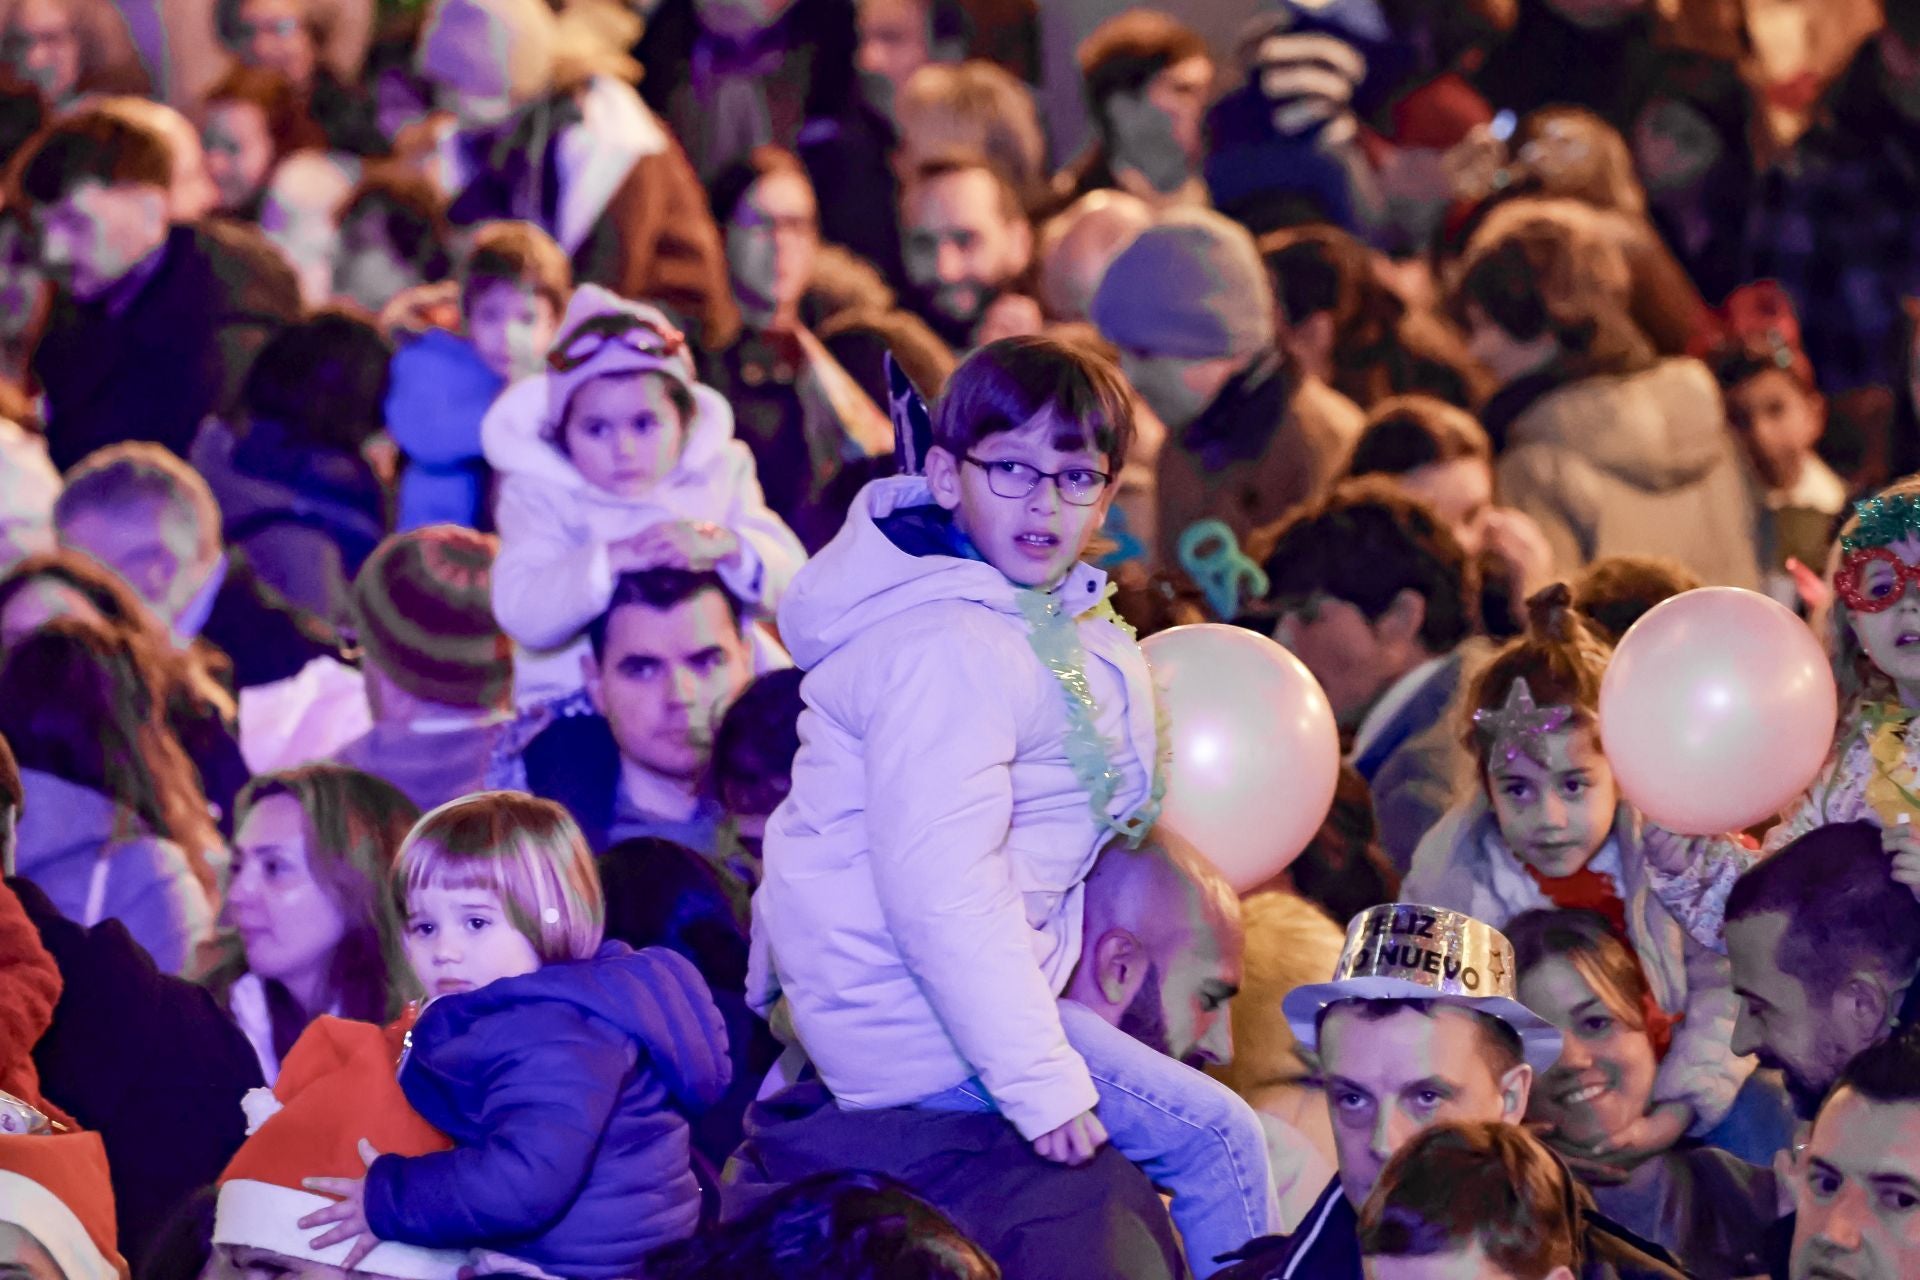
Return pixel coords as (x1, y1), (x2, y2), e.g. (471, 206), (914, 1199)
(351, 527), (511, 710)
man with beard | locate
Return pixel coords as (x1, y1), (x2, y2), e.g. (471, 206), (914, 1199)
(1790, 1034), (1920, 1280)
(724, 829), (1254, 1278)
(1725, 822), (1920, 1118)
(898, 152), (1039, 353)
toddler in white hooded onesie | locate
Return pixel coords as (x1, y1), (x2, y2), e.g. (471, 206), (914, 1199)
(484, 285), (805, 707)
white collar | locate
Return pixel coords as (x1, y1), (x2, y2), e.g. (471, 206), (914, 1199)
(1771, 455), (1848, 514)
(1347, 654), (1448, 766)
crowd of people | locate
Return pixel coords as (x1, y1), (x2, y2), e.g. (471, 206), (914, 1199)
(1, 0), (1919, 1277)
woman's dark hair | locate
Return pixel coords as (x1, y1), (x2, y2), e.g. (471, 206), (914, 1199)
(1448, 205), (1652, 382)
(707, 144), (813, 229)
(0, 615), (218, 861)
(203, 64), (327, 159)
(1463, 583), (1611, 773)
(1263, 224), (1485, 409)
(647, 1171), (1000, 1279)
(932, 333), (1136, 470)
(1344, 395), (1491, 479)
(240, 309), (394, 452)
(338, 167), (453, 282)
(712, 668), (804, 821)
(599, 837), (749, 992)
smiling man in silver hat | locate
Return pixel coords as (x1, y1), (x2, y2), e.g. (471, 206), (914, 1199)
(1213, 903), (1687, 1280)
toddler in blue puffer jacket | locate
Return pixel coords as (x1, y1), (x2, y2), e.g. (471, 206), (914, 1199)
(296, 791), (731, 1278)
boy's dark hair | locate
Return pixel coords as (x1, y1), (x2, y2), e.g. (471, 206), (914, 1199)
(646, 1171), (1001, 1279)
(461, 219), (572, 315)
(1254, 477), (1478, 654)
(1570, 554), (1701, 646)
(1078, 9), (1208, 123)
(1345, 395), (1492, 478)
(586, 569), (743, 661)
(16, 107), (172, 205)
(241, 309), (394, 452)
(1358, 1122), (1580, 1276)
(338, 167), (453, 282)
(1833, 1032), (1920, 1107)
(1319, 998), (1525, 1078)
(931, 333), (1135, 471)
(901, 149), (1026, 226)
(713, 668), (804, 821)
(1726, 821), (1920, 1006)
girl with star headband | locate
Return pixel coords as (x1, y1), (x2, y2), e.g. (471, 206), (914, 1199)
(1763, 478), (1920, 902)
(1402, 585), (1770, 1170)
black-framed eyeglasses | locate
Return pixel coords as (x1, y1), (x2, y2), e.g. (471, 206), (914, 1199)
(963, 456), (1112, 507)
(548, 311), (686, 373)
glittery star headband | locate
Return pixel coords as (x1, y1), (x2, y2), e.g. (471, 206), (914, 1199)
(1472, 678), (1573, 766)
(1841, 493), (1920, 554)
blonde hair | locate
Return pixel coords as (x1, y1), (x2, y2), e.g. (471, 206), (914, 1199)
(1516, 107), (1646, 216)
(1828, 475), (1920, 716)
(395, 792), (604, 963)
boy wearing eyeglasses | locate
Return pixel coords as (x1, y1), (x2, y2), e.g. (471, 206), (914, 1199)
(483, 283), (805, 707)
(749, 334), (1279, 1278)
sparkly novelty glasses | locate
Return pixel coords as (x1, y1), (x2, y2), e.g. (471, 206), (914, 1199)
(547, 311), (686, 373)
(1835, 545), (1920, 613)
(963, 456), (1112, 506)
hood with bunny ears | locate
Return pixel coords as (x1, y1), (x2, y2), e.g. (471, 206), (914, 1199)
(480, 285), (738, 496)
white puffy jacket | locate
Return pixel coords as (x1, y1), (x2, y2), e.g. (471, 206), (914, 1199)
(749, 477), (1162, 1139)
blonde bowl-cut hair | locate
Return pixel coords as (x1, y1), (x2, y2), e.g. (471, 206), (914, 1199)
(395, 791), (604, 964)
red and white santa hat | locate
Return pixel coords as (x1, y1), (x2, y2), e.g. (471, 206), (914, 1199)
(0, 1130), (127, 1280)
(214, 1015), (467, 1280)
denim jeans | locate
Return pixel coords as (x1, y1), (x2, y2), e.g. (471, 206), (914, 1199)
(918, 998), (1279, 1278)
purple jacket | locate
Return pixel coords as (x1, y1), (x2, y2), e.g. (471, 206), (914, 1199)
(365, 942), (730, 1277)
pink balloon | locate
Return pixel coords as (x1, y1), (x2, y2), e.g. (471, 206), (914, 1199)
(1599, 587), (1837, 835)
(1141, 623), (1341, 891)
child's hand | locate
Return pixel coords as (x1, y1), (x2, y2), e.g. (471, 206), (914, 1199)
(1640, 824), (1694, 876)
(609, 521), (742, 575)
(1884, 819), (1920, 899)
(1032, 1109), (1108, 1166)
(298, 1139), (384, 1271)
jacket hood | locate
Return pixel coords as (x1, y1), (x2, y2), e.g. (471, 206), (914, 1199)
(422, 941), (729, 1110)
(776, 476), (1111, 670)
(478, 365), (740, 497)
(1510, 358), (1733, 494)
(14, 770), (134, 876)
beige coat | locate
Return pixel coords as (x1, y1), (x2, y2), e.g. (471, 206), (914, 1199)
(1497, 357), (1763, 589)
